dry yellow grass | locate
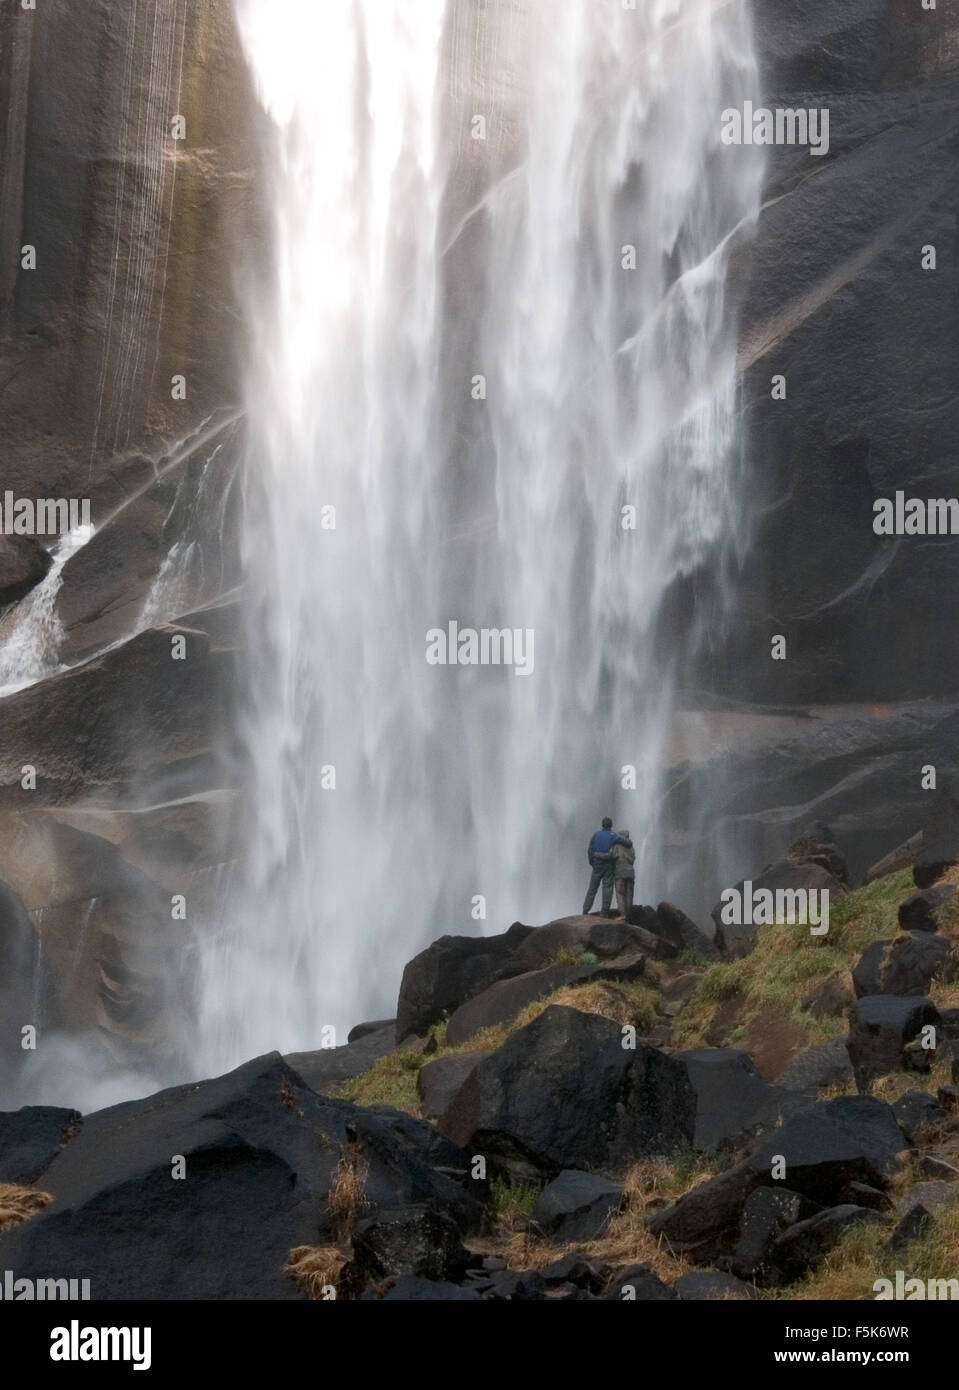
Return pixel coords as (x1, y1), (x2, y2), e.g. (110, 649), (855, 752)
(284, 1245), (345, 1299)
(0, 1184), (53, 1234)
(328, 1143), (369, 1238)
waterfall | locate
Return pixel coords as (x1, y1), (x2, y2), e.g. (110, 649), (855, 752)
(199, 0), (764, 1069)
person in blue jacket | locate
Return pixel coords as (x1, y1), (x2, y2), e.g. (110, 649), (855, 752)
(583, 817), (632, 915)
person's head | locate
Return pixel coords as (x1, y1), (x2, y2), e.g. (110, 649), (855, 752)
(601, 817), (613, 830)
(617, 829), (630, 839)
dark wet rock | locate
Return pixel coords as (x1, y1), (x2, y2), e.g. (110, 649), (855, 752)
(351, 1205), (472, 1283)
(416, 1052), (491, 1121)
(395, 923), (532, 1040)
(776, 1036), (854, 1097)
(0, 1106), (80, 1186)
(892, 1090), (943, 1145)
(675, 1048), (800, 1151)
(772, 1204), (891, 1276)
(674, 1270), (755, 1300)
(530, 1170), (623, 1243)
(898, 886), (956, 933)
(847, 996), (941, 1090)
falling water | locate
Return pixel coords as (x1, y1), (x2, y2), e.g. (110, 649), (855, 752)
(199, 0), (764, 1069)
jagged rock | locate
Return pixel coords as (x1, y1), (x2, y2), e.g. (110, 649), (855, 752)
(883, 1089), (939, 1145)
(673, 1270), (755, 1300)
(712, 860), (845, 959)
(343, 1106), (489, 1233)
(776, 1036), (854, 1097)
(772, 1205), (891, 1276)
(416, 1053), (491, 1121)
(647, 1096), (906, 1261)
(656, 901), (720, 960)
(675, 1048), (800, 1152)
(348, 1020), (396, 1043)
(898, 886), (956, 933)
(937, 1085), (959, 1113)
(844, 1181), (890, 1211)
(530, 1170), (623, 1242)
(914, 789), (959, 888)
(802, 972), (854, 1020)
(883, 1203), (933, 1255)
(285, 1024), (397, 1094)
(603, 1264), (677, 1301)
(897, 1181), (955, 1216)
(484, 1269), (548, 1300)
(847, 996), (941, 1090)
(0, 535), (51, 606)
(395, 922), (532, 1040)
(351, 1206), (471, 1283)
(0, 1106), (80, 1185)
(439, 1005), (695, 1180)
(853, 934), (955, 999)
(919, 1156), (959, 1182)
(444, 952), (645, 1046)
(788, 835), (849, 886)
(727, 1187), (823, 1282)
(539, 1253), (609, 1292)
(0, 1053), (486, 1298)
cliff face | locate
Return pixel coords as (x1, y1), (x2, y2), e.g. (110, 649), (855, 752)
(0, 0), (264, 1090)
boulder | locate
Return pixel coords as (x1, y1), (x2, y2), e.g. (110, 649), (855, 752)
(438, 1005), (632, 1178)
(538, 1253), (609, 1292)
(343, 1106), (489, 1234)
(728, 1187), (822, 1282)
(395, 923), (532, 1040)
(673, 1270), (755, 1300)
(776, 1036), (855, 1098)
(439, 1005), (694, 1180)
(483, 1269), (548, 1301)
(656, 901), (720, 960)
(898, 886), (956, 933)
(913, 789), (959, 888)
(351, 1206), (471, 1283)
(285, 1024), (397, 1094)
(348, 1020), (396, 1043)
(801, 972), (854, 1020)
(647, 1096), (906, 1261)
(444, 953), (645, 1046)
(0, 535), (51, 606)
(891, 1091), (943, 1146)
(788, 835), (849, 886)
(0, 1053), (485, 1298)
(847, 996), (942, 1090)
(603, 1264), (677, 1301)
(530, 1170), (623, 1242)
(675, 1048), (800, 1152)
(712, 860), (845, 959)
(883, 1203), (933, 1255)
(0, 1106), (80, 1185)
(853, 934), (955, 999)
(416, 1052), (491, 1121)
(772, 1204), (891, 1276)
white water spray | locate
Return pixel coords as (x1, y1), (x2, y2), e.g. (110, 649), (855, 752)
(199, 0), (764, 1069)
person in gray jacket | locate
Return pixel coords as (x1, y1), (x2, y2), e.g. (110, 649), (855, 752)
(610, 828), (635, 921)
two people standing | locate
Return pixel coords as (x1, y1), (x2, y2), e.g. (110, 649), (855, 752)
(583, 817), (635, 918)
